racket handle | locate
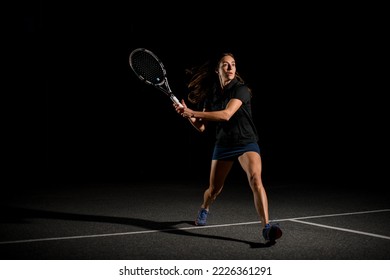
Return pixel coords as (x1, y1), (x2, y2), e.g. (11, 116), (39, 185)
(170, 95), (184, 108)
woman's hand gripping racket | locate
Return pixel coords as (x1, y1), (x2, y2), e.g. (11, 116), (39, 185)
(129, 48), (183, 108)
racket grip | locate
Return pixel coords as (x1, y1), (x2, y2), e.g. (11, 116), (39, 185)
(171, 95), (184, 108)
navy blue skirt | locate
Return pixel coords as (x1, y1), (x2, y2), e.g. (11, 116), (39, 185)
(212, 142), (260, 160)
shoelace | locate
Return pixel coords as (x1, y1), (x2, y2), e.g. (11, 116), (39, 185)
(199, 210), (208, 220)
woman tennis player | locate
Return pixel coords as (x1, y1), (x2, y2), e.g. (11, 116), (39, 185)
(173, 52), (282, 243)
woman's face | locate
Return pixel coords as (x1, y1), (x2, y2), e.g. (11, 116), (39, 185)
(216, 55), (236, 86)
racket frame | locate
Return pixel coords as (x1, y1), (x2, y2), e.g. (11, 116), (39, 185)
(129, 48), (182, 107)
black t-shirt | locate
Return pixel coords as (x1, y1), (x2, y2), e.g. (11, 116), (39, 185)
(205, 78), (258, 146)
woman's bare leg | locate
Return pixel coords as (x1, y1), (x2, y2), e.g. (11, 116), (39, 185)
(200, 159), (234, 210)
(238, 152), (269, 227)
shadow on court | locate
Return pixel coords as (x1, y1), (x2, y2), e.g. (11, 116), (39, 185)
(0, 181), (389, 259)
(0, 206), (274, 249)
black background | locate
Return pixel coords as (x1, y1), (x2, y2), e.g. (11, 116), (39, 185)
(18, 2), (387, 188)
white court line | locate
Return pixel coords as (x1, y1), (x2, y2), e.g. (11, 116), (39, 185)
(0, 209), (389, 245)
(289, 219), (390, 240)
(280, 208), (390, 221)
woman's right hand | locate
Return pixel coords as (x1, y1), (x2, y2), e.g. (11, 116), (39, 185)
(174, 99), (186, 114)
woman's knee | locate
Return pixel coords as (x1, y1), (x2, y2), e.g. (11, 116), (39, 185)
(248, 174), (264, 191)
(248, 171), (262, 184)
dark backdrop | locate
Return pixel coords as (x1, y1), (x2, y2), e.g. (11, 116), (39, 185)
(18, 2), (387, 189)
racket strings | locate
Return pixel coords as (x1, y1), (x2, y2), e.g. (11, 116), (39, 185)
(130, 51), (165, 85)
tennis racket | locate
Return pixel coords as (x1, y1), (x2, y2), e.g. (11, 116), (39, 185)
(129, 48), (183, 108)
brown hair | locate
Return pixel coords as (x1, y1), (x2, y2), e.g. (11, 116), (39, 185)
(186, 52), (248, 105)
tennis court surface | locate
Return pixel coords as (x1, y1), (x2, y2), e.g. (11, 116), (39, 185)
(1, 180), (389, 260)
